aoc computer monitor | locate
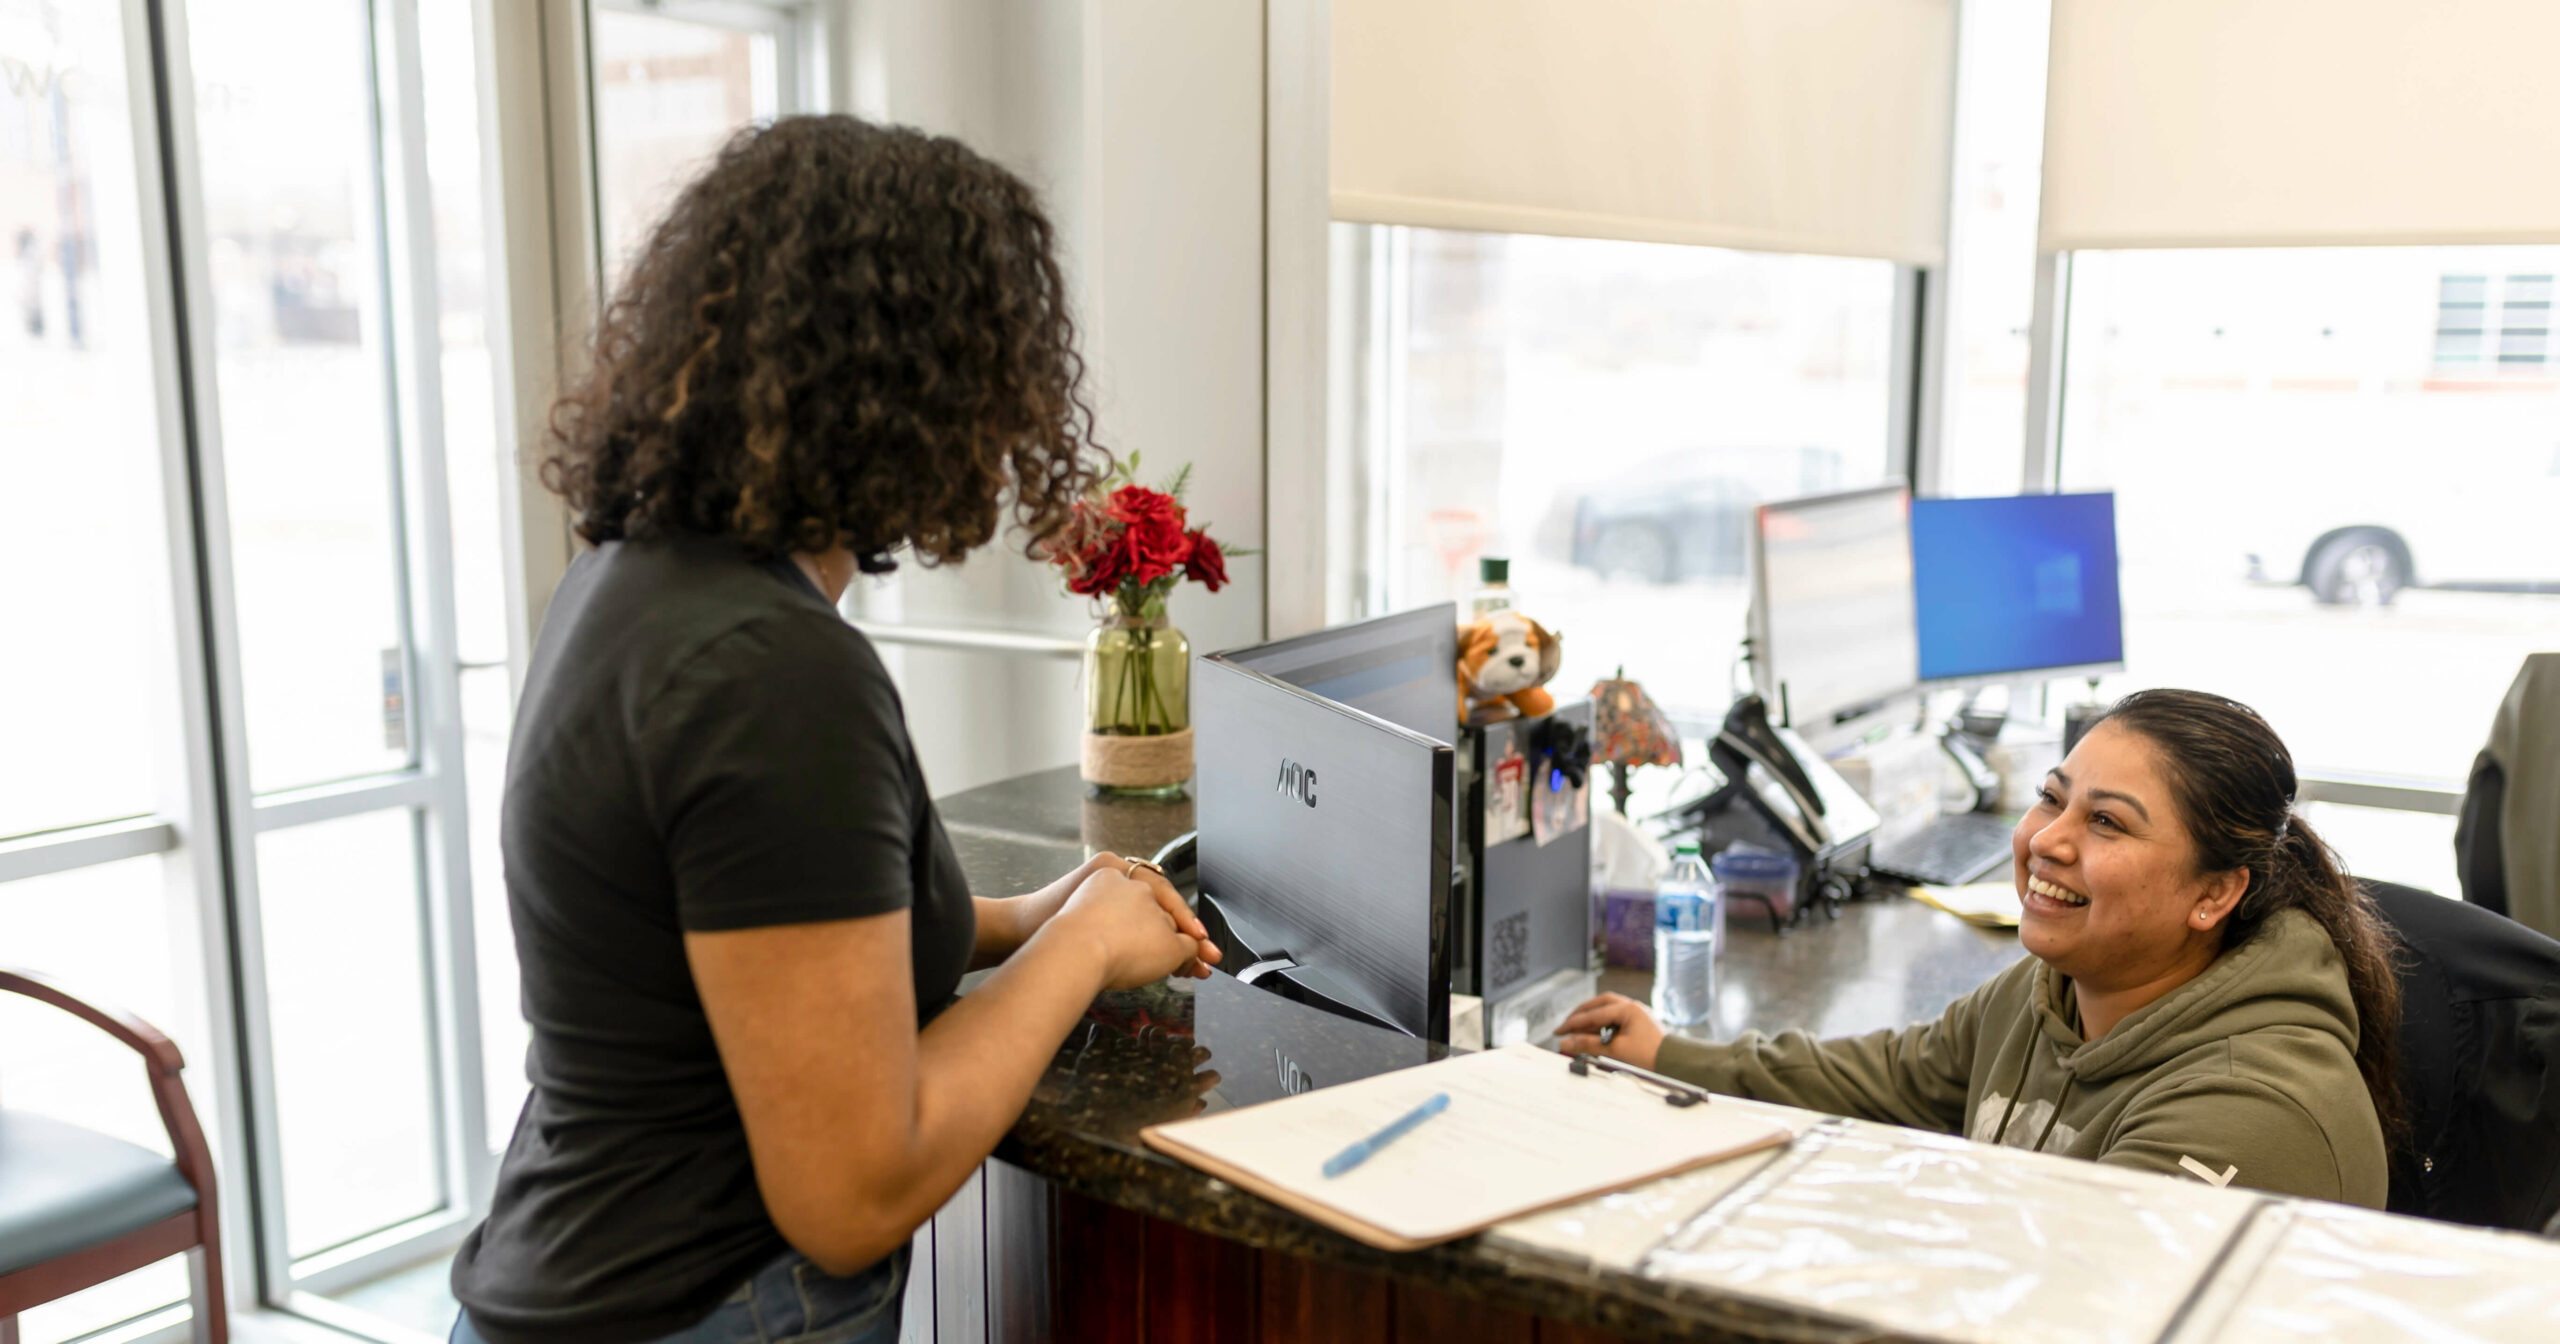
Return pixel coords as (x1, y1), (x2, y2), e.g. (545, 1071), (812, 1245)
(1218, 602), (1459, 746)
(1193, 654), (1453, 1042)
(1911, 492), (2125, 686)
(1749, 485), (1919, 738)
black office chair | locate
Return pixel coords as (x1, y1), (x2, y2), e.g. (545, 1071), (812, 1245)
(2365, 880), (2560, 1231)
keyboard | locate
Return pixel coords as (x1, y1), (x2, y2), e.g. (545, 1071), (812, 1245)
(1868, 811), (2018, 887)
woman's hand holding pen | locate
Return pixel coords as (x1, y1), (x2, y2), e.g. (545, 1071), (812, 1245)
(1553, 992), (1666, 1070)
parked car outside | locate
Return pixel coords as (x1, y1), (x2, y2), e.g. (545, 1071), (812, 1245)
(1537, 446), (1846, 584)
(2242, 441), (2560, 605)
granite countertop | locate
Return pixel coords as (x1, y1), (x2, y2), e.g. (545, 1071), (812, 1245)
(944, 767), (2027, 1344)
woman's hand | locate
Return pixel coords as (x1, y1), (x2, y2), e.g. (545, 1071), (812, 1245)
(1553, 992), (1666, 1070)
(1013, 852), (1115, 933)
(981, 852), (1218, 976)
(1045, 865), (1219, 990)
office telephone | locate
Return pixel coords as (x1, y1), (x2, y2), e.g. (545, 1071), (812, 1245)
(1662, 694), (1880, 923)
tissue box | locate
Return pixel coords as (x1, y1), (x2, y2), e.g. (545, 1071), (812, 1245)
(1601, 889), (1656, 970)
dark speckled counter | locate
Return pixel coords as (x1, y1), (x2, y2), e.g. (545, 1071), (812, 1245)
(942, 766), (2027, 1343)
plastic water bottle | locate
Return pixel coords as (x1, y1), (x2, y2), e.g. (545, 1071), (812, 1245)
(1652, 844), (1717, 1027)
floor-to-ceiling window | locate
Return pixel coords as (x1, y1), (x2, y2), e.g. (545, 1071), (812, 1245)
(0, 0), (539, 1338)
(182, 0), (470, 1288)
(3, 3), (239, 1337)
(315, 1), (817, 1331)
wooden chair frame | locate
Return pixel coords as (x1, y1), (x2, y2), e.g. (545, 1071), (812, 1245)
(0, 968), (226, 1344)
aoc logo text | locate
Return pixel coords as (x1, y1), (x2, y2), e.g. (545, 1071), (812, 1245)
(1275, 759), (1318, 807)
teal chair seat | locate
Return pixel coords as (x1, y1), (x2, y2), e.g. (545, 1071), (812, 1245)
(0, 967), (226, 1344)
(0, 1111), (199, 1276)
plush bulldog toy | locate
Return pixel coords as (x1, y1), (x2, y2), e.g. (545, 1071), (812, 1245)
(1458, 609), (1563, 724)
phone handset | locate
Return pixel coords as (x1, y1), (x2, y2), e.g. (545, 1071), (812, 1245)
(1706, 694), (1831, 851)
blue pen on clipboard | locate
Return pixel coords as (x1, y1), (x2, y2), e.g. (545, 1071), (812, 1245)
(1321, 1092), (1450, 1178)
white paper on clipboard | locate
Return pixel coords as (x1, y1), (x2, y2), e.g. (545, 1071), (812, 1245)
(1140, 1043), (1791, 1251)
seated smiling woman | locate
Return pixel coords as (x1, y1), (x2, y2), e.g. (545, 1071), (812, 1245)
(1558, 689), (2402, 1206)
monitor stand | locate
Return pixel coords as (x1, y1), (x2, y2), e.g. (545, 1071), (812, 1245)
(1195, 890), (1416, 1038)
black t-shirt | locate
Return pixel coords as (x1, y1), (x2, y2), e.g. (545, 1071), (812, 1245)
(451, 534), (975, 1344)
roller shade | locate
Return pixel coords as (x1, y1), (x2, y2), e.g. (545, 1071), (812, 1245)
(2042, 0), (2560, 252)
(1330, 0), (1957, 267)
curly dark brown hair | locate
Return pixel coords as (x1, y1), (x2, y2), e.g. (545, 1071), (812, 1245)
(541, 115), (1106, 570)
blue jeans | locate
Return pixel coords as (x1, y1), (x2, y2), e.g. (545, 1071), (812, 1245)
(451, 1244), (906, 1344)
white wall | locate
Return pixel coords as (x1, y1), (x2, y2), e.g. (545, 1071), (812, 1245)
(843, 0), (1269, 799)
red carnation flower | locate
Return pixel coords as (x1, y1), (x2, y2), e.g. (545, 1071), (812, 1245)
(1048, 467), (1237, 610)
(1066, 541), (1129, 597)
(1106, 484), (1186, 532)
(1120, 516), (1193, 588)
(1183, 530), (1228, 593)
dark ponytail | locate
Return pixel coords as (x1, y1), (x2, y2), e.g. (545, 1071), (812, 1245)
(2090, 690), (2407, 1148)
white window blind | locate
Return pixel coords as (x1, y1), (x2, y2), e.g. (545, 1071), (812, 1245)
(2042, 0), (2560, 252)
(1330, 0), (1958, 267)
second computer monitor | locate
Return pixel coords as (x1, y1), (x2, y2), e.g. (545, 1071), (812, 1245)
(1219, 602), (1460, 745)
(1910, 491), (2125, 685)
(1750, 485), (1919, 736)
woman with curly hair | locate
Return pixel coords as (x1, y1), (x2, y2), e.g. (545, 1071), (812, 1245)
(448, 117), (1217, 1344)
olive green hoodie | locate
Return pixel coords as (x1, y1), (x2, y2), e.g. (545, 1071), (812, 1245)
(1654, 907), (2388, 1206)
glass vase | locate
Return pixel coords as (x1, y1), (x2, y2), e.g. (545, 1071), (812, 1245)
(1083, 613), (1191, 796)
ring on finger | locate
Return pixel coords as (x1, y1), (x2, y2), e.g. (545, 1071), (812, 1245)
(1124, 856), (1166, 881)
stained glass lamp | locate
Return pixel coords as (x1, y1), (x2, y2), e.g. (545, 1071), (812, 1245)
(1588, 668), (1683, 815)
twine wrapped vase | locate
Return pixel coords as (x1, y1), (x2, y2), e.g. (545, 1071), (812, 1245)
(1048, 455), (1240, 798)
(1082, 612), (1191, 796)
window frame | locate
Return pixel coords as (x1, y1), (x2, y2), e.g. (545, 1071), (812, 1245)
(4, 1), (843, 1339)
(148, 0), (496, 1307)
(0, 1), (518, 1335)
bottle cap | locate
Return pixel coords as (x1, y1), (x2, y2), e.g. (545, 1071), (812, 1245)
(1479, 556), (1510, 584)
(1674, 842), (1701, 856)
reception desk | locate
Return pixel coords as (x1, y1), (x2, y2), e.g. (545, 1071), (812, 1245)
(920, 767), (2560, 1344)
(920, 766), (2025, 1342)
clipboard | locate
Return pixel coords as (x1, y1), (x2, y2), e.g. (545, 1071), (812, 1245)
(1139, 1043), (1793, 1252)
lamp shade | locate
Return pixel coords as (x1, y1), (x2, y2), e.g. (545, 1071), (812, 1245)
(1589, 675), (1683, 770)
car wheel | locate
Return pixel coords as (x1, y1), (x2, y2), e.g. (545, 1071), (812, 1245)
(2308, 529), (2409, 607)
(1589, 521), (1674, 584)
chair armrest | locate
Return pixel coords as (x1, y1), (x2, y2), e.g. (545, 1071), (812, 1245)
(0, 966), (185, 1075)
(0, 965), (220, 1205)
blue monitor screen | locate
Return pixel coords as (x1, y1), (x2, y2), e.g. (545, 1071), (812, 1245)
(1911, 492), (2124, 683)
